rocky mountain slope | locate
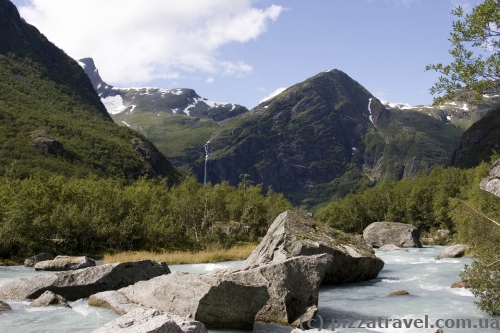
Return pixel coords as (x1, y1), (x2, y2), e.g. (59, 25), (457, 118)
(199, 70), (464, 207)
(381, 94), (498, 132)
(450, 101), (500, 168)
(78, 58), (248, 170)
(82, 59), (498, 208)
(0, 0), (181, 181)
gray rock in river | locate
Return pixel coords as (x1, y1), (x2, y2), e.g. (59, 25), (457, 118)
(29, 290), (71, 308)
(24, 253), (54, 267)
(91, 308), (208, 333)
(110, 271), (269, 330)
(0, 260), (170, 300)
(0, 300), (11, 312)
(436, 244), (469, 260)
(378, 244), (409, 252)
(388, 290), (410, 296)
(480, 159), (500, 197)
(363, 222), (422, 248)
(213, 254), (332, 326)
(34, 255), (95, 271)
(245, 210), (384, 284)
(89, 290), (146, 315)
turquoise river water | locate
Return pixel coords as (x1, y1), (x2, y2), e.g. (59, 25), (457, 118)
(1, 246), (499, 333)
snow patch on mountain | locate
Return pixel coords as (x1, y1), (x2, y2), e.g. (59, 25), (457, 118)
(183, 97), (203, 116)
(77, 61), (86, 69)
(380, 99), (413, 110)
(102, 95), (128, 114)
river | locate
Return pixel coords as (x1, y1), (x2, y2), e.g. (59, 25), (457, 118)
(0, 246), (498, 333)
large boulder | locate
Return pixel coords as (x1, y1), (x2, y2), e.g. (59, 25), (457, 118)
(480, 159), (500, 197)
(24, 253), (54, 267)
(213, 254), (332, 326)
(436, 244), (469, 260)
(0, 260), (170, 300)
(245, 211), (384, 284)
(29, 290), (71, 308)
(102, 272), (270, 330)
(363, 222), (422, 248)
(92, 308), (208, 333)
(34, 255), (95, 271)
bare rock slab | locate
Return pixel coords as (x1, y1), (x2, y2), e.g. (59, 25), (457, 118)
(29, 290), (71, 308)
(245, 211), (384, 284)
(436, 244), (469, 260)
(480, 159), (500, 197)
(363, 222), (422, 248)
(0, 260), (170, 300)
(116, 272), (269, 330)
(89, 290), (145, 315)
(213, 254), (332, 326)
(92, 308), (208, 333)
(34, 255), (95, 271)
(24, 253), (54, 267)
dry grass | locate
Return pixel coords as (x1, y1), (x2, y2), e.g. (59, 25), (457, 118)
(103, 244), (257, 265)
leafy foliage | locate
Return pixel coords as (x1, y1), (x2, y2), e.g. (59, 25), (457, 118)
(316, 166), (468, 233)
(0, 172), (292, 261)
(426, 0), (500, 104)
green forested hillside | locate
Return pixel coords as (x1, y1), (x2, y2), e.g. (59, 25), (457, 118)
(0, 0), (180, 181)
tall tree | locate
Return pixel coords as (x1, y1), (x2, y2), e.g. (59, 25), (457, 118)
(427, 0), (500, 104)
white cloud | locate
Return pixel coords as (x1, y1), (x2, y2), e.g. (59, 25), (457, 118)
(205, 77), (214, 84)
(260, 87), (287, 103)
(18, 0), (283, 86)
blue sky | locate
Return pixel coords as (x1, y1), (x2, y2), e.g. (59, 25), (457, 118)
(12, 0), (481, 109)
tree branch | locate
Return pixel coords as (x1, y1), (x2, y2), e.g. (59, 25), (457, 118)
(456, 199), (500, 228)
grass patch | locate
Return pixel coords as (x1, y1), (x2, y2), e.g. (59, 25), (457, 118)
(103, 244), (257, 265)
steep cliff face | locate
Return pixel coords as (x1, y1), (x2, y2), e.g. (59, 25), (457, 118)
(200, 70), (463, 206)
(0, 0), (181, 182)
(450, 102), (500, 168)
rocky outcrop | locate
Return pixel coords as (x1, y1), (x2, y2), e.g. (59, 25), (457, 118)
(213, 254), (332, 326)
(388, 290), (410, 296)
(480, 159), (500, 197)
(245, 211), (384, 284)
(24, 253), (54, 267)
(91, 308), (208, 333)
(34, 255), (96, 271)
(0, 300), (11, 312)
(436, 244), (469, 260)
(0, 260), (170, 300)
(99, 272), (269, 330)
(378, 244), (408, 252)
(89, 290), (145, 315)
(29, 290), (71, 308)
(363, 222), (422, 248)
(32, 137), (63, 155)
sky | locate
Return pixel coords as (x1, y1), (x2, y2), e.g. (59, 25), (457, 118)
(11, 0), (483, 109)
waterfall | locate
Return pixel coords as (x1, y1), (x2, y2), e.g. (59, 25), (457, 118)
(204, 140), (210, 185)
